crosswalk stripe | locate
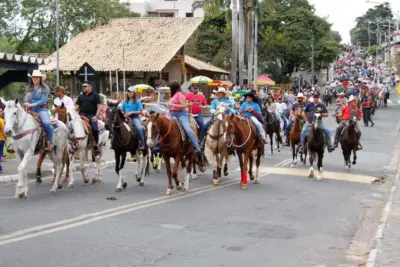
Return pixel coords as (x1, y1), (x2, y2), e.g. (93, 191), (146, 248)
(397, 100), (400, 105)
(259, 167), (377, 184)
(387, 99), (392, 104)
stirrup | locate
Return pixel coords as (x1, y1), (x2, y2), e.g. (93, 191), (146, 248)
(357, 143), (363, 151)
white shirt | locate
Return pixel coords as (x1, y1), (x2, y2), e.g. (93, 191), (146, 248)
(276, 102), (287, 114)
(53, 95), (74, 110)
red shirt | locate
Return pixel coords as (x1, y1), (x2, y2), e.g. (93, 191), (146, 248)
(186, 92), (207, 114)
(342, 105), (361, 120)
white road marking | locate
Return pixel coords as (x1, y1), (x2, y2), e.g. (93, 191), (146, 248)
(0, 175), (267, 246)
(274, 159), (292, 167)
(397, 100), (400, 105)
(160, 224), (185, 229)
(259, 167), (377, 184)
(387, 99), (393, 104)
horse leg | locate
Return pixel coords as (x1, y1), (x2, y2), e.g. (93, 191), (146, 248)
(80, 149), (89, 184)
(212, 152), (219, 185)
(68, 152), (76, 188)
(316, 152), (324, 181)
(184, 158), (192, 192)
(115, 151), (124, 192)
(173, 155), (183, 191)
(241, 153), (249, 190)
(223, 149), (231, 177)
(248, 153), (254, 181)
(352, 149), (357, 165)
(64, 148), (70, 182)
(254, 148), (262, 184)
(163, 155), (173, 195)
(308, 151), (314, 178)
(291, 143), (297, 167)
(138, 151), (149, 186)
(135, 150), (141, 182)
(269, 133), (274, 155)
(92, 145), (104, 184)
(276, 134), (281, 152)
(16, 151), (33, 199)
(191, 161), (198, 180)
(343, 147), (350, 170)
(36, 152), (46, 185)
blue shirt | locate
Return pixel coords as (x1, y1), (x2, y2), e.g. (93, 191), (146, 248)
(210, 98), (234, 114)
(25, 85), (50, 112)
(239, 101), (262, 118)
(304, 102), (328, 123)
(120, 100), (143, 118)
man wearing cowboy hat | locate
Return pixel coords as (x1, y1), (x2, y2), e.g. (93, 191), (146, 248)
(333, 95), (362, 149)
(75, 80), (102, 156)
(239, 91), (268, 144)
(284, 92), (307, 146)
(200, 87), (233, 146)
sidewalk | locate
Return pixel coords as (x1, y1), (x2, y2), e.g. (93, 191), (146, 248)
(0, 147), (116, 184)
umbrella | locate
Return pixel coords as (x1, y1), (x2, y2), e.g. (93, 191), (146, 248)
(132, 84), (155, 93)
(190, 76), (212, 84)
(209, 80), (233, 87)
(255, 74), (275, 86)
(233, 90), (250, 97)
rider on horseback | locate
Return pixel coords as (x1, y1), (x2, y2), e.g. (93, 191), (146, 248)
(284, 93), (307, 146)
(200, 87), (233, 146)
(120, 86), (146, 151)
(24, 70), (53, 152)
(75, 80), (101, 156)
(299, 92), (335, 153)
(333, 95), (362, 150)
(186, 84), (207, 140)
(265, 95), (280, 122)
(239, 92), (268, 144)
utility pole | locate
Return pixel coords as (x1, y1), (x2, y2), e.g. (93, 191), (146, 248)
(388, 19), (391, 67)
(56, 0), (60, 86)
(311, 31), (314, 85)
(376, 19), (379, 65)
(368, 21), (371, 47)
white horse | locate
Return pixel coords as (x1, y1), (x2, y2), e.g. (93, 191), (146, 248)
(205, 103), (232, 185)
(64, 106), (109, 188)
(3, 99), (69, 198)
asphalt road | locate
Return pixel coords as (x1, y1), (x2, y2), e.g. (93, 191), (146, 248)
(0, 96), (399, 267)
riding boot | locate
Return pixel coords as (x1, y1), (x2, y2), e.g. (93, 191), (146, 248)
(326, 137), (335, 153)
(45, 140), (53, 153)
(284, 136), (290, 146)
(357, 142), (363, 151)
(333, 131), (340, 148)
(92, 140), (100, 157)
(298, 144), (304, 153)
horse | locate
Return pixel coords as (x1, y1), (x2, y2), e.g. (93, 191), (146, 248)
(263, 109), (283, 155)
(305, 113), (325, 180)
(377, 89), (385, 108)
(3, 99), (69, 198)
(146, 114), (207, 195)
(204, 103), (232, 185)
(105, 102), (150, 191)
(339, 115), (359, 170)
(225, 114), (262, 190)
(323, 87), (330, 107)
(289, 112), (305, 167)
(64, 105), (109, 188)
(35, 101), (70, 184)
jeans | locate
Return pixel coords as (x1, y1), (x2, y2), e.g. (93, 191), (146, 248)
(249, 116), (266, 139)
(301, 122), (331, 144)
(193, 114), (204, 135)
(280, 115), (288, 131)
(131, 116), (145, 147)
(200, 115), (214, 143)
(285, 119), (294, 136)
(362, 108), (373, 125)
(0, 140), (4, 158)
(171, 111), (201, 152)
(84, 114), (99, 144)
(38, 109), (53, 145)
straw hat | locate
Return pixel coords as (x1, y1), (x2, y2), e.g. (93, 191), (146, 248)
(296, 92), (305, 98)
(349, 95), (357, 102)
(212, 87), (229, 96)
(28, 70), (43, 78)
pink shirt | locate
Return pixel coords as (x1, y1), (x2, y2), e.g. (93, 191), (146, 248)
(170, 92), (186, 111)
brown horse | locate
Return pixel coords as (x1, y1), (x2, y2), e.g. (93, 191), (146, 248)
(225, 114), (262, 190)
(289, 113), (305, 167)
(340, 116), (359, 170)
(323, 87), (330, 107)
(36, 103), (70, 184)
(146, 114), (207, 195)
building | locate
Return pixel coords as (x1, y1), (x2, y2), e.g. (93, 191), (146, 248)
(126, 0), (204, 18)
(40, 17), (228, 98)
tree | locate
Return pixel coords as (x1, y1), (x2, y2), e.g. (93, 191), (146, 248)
(331, 31), (342, 44)
(350, 3), (393, 47)
(5, 0), (134, 54)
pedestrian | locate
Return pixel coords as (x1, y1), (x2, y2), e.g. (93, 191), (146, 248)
(0, 108), (6, 172)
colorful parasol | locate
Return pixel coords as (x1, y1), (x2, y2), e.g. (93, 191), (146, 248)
(233, 90), (250, 97)
(190, 76), (213, 84)
(209, 80), (233, 87)
(254, 74), (275, 86)
(132, 84), (155, 93)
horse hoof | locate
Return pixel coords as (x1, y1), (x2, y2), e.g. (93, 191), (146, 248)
(270, 152), (274, 156)
(50, 189), (57, 194)
(68, 183), (74, 189)
(344, 165), (350, 171)
(352, 161), (356, 165)
(250, 175), (255, 181)
(183, 187), (189, 192)
(241, 184), (247, 190)
(36, 179), (42, 186)
(92, 178), (98, 184)
(116, 188), (122, 192)
(57, 184), (63, 190)
(199, 166), (206, 173)
(277, 149), (280, 152)
(224, 172), (228, 176)
(84, 179), (89, 184)
(191, 174), (198, 180)
(308, 171), (314, 178)
(166, 188), (173, 195)
(213, 179), (219, 185)
(139, 181), (144, 186)
(254, 179), (260, 184)
(18, 192), (26, 199)
(176, 185), (183, 191)
(123, 182), (128, 189)
(135, 175), (140, 182)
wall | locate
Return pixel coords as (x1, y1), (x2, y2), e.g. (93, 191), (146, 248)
(127, 0), (202, 18)
(163, 60), (182, 82)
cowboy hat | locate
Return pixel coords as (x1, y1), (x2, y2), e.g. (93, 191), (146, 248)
(349, 95), (357, 102)
(28, 70), (43, 78)
(339, 92), (345, 96)
(296, 92), (305, 98)
(213, 87), (229, 96)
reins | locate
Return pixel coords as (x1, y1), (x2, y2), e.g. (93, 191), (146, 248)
(227, 117), (252, 148)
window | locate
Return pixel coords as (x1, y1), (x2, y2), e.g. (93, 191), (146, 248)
(186, 13), (193, 17)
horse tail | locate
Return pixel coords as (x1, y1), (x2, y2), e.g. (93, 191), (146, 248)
(277, 131), (283, 144)
(145, 153), (150, 177)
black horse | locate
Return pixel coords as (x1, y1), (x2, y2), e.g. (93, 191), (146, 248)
(106, 102), (150, 192)
(262, 109), (283, 155)
(305, 113), (325, 180)
(340, 116), (359, 170)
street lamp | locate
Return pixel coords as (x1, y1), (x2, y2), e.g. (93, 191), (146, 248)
(56, 0), (60, 86)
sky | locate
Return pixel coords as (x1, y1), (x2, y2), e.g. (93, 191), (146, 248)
(308, 0), (400, 43)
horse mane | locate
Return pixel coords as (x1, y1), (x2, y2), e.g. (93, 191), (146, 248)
(65, 105), (80, 120)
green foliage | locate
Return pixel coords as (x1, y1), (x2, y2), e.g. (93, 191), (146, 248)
(350, 3), (393, 47)
(2, 0), (135, 54)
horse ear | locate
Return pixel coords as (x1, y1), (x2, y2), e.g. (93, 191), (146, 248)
(61, 102), (65, 108)
(15, 98), (19, 105)
(155, 113), (160, 119)
(117, 109), (124, 118)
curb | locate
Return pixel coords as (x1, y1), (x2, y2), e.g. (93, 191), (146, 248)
(0, 160), (116, 185)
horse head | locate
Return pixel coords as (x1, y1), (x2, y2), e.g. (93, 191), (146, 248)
(53, 102), (68, 123)
(312, 113), (323, 130)
(215, 103), (228, 121)
(3, 98), (24, 136)
(146, 113), (161, 148)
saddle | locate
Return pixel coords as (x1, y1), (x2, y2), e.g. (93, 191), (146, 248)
(247, 118), (262, 145)
(80, 115), (91, 135)
(174, 117), (199, 144)
(341, 123), (361, 138)
(28, 111), (47, 154)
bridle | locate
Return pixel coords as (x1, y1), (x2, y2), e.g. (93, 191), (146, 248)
(153, 116), (174, 147)
(107, 107), (132, 146)
(226, 116), (252, 148)
(207, 111), (226, 140)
